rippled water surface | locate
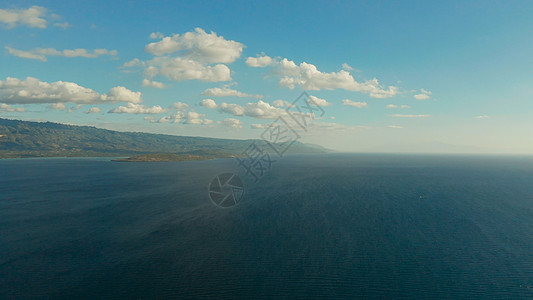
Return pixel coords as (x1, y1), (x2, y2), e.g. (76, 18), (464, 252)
(1, 154), (533, 298)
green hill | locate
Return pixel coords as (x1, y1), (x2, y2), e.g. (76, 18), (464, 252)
(0, 118), (327, 158)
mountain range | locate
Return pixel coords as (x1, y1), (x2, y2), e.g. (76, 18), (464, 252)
(0, 118), (327, 158)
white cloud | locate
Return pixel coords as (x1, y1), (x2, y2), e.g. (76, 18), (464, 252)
(387, 125), (403, 129)
(390, 114), (430, 118)
(250, 123), (268, 129)
(49, 103), (66, 110)
(245, 55), (274, 67)
(475, 115), (489, 119)
(243, 100), (285, 119)
(200, 99), (218, 109)
(272, 99), (292, 107)
(218, 102), (246, 116)
(414, 88), (432, 100)
(4, 47), (44, 60)
(105, 86), (142, 103)
(259, 58), (398, 98)
(183, 111), (213, 125)
(386, 104), (410, 109)
(5, 46), (118, 62)
(342, 63), (354, 71)
(123, 58), (141, 67)
(201, 98), (285, 119)
(145, 56), (231, 82)
(0, 103), (25, 112)
(109, 103), (165, 114)
(125, 28), (242, 83)
(144, 101), (213, 125)
(149, 32), (164, 39)
(145, 28), (244, 63)
(53, 22), (70, 29)
(309, 95), (331, 106)
(0, 6), (48, 29)
(157, 116), (172, 123)
(0, 77), (141, 104)
(342, 99), (368, 108)
(202, 86), (262, 98)
(220, 118), (242, 129)
(141, 79), (165, 88)
(172, 102), (190, 110)
(85, 107), (101, 114)
(144, 116), (174, 123)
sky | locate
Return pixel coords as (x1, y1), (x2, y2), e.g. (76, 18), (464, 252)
(1, 0), (532, 154)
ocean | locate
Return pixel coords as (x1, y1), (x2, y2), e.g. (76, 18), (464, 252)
(1, 154), (533, 299)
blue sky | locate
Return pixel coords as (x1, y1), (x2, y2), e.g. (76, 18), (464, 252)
(1, 0), (532, 153)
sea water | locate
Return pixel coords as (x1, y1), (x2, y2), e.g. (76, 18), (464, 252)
(1, 154), (533, 298)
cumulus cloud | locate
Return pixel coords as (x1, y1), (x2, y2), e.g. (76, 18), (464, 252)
(172, 102), (190, 110)
(249, 56), (397, 98)
(272, 99), (292, 107)
(183, 111), (213, 125)
(109, 103), (165, 114)
(85, 107), (101, 114)
(250, 123), (268, 129)
(475, 115), (489, 119)
(201, 98), (285, 119)
(390, 114), (430, 118)
(200, 99), (218, 109)
(0, 103), (25, 112)
(245, 55), (275, 67)
(125, 28), (243, 83)
(278, 59), (398, 97)
(0, 6), (48, 29)
(309, 95), (331, 107)
(144, 56), (231, 82)
(49, 103), (66, 110)
(144, 100), (213, 125)
(145, 27), (244, 63)
(414, 88), (432, 100)
(149, 32), (164, 39)
(145, 116), (174, 123)
(202, 86), (262, 98)
(342, 99), (368, 108)
(387, 125), (403, 129)
(5, 46), (118, 62)
(243, 100), (286, 119)
(386, 104), (410, 109)
(217, 102), (246, 116)
(220, 118), (242, 129)
(105, 86), (142, 103)
(141, 79), (166, 88)
(0, 77), (141, 104)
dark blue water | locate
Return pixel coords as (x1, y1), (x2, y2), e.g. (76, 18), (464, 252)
(1, 154), (533, 299)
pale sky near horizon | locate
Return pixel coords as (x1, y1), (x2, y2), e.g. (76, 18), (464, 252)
(1, 1), (532, 154)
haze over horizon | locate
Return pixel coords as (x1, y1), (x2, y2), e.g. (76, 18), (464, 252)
(1, 1), (532, 154)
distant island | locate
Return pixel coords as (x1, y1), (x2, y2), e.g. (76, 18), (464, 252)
(112, 153), (236, 162)
(0, 118), (328, 159)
